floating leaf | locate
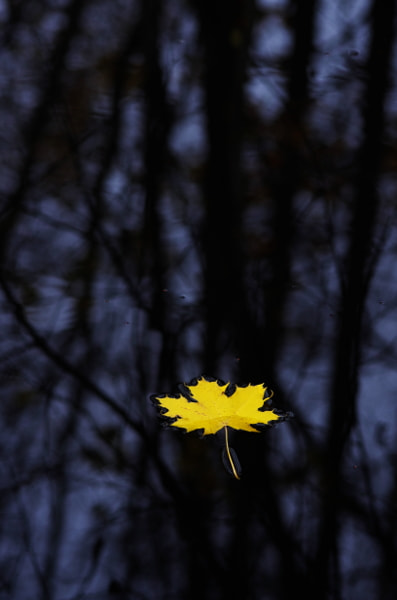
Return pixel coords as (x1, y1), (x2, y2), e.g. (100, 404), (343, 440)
(152, 376), (288, 435)
(151, 376), (292, 479)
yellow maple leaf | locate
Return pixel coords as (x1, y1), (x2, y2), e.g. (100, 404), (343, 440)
(152, 376), (292, 479)
(152, 376), (284, 435)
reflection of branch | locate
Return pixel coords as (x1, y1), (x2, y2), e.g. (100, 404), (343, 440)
(14, 471), (49, 598)
(0, 271), (145, 436)
(0, 271), (187, 501)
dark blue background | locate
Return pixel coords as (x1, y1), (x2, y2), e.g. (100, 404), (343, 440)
(0, 1), (396, 599)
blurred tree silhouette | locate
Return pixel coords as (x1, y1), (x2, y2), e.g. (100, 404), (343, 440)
(1, 1), (397, 599)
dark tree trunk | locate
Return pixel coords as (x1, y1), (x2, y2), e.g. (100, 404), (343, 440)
(313, 1), (396, 597)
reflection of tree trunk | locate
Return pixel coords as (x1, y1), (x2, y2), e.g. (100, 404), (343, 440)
(196, 0), (254, 375)
(314, 1), (396, 598)
(259, 0), (317, 385)
(194, 3), (256, 599)
(141, 0), (173, 384)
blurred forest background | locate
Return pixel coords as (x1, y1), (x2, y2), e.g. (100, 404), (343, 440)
(1, 0), (397, 599)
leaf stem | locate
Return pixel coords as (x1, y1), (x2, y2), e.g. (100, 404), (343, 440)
(224, 426), (240, 480)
